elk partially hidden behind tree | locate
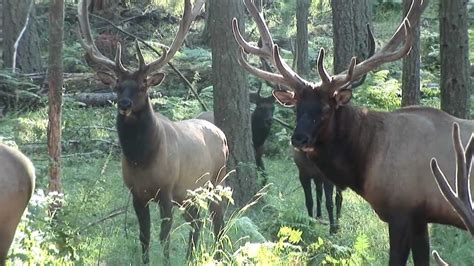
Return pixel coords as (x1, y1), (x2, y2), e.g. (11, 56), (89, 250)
(232, 0), (474, 264)
(77, 0), (228, 264)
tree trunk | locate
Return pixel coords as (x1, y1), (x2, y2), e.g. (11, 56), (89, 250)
(440, 0), (470, 119)
(352, 0), (372, 59)
(401, 0), (421, 107)
(209, 0), (257, 207)
(331, 0), (354, 73)
(296, 0), (310, 76)
(47, 0), (64, 195)
(2, 0), (42, 72)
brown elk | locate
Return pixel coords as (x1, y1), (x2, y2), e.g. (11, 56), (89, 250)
(0, 143), (35, 265)
(77, 0), (228, 264)
(431, 123), (474, 266)
(232, 0), (474, 264)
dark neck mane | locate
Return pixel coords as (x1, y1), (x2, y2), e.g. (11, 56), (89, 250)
(116, 99), (161, 166)
(310, 105), (386, 194)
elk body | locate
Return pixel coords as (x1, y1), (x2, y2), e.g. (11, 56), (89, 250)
(0, 143), (35, 265)
(232, 0), (474, 264)
(78, 0), (228, 263)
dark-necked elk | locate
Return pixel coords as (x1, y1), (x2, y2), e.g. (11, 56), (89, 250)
(294, 25), (374, 234)
(197, 85), (274, 172)
(78, 0), (228, 264)
(0, 143), (35, 265)
(431, 123), (474, 266)
(233, 0), (474, 264)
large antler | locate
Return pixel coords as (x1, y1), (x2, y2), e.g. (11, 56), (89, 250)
(78, 0), (205, 75)
(320, 0), (428, 91)
(232, 0), (310, 90)
(233, 0), (427, 94)
(431, 123), (474, 234)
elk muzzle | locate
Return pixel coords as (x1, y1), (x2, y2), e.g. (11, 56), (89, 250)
(118, 98), (132, 116)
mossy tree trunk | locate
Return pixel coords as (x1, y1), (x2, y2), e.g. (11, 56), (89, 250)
(440, 0), (470, 118)
(209, 0), (258, 207)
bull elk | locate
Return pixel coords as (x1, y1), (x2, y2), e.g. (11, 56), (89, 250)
(77, 0), (228, 263)
(431, 123), (474, 266)
(0, 143), (35, 265)
(232, 0), (474, 264)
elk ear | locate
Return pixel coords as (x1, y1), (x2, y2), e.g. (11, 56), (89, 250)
(333, 89), (352, 107)
(97, 71), (117, 87)
(146, 72), (165, 88)
(273, 90), (296, 107)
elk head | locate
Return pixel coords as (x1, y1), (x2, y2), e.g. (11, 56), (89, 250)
(232, 0), (427, 152)
(77, 0), (205, 117)
(250, 87), (275, 128)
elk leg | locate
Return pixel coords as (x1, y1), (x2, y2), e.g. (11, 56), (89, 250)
(323, 182), (338, 234)
(299, 174), (314, 217)
(255, 145), (265, 171)
(210, 200), (225, 259)
(388, 218), (411, 266)
(335, 188), (343, 221)
(183, 205), (202, 261)
(210, 200), (224, 240)
(410, 220), (430, 266)
(159, 197), (173, 265)
(132, 196), (151, 264)
(314, 177), (323, 218)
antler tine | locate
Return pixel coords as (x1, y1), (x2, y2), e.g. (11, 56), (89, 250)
(431, 122), (474, 235)
(77, 0), (120, 72)
(317, 48), (331, 84)
(273, 45), (309, 89)
(145, 0), (205, 74)
(236, 48), (291, 87)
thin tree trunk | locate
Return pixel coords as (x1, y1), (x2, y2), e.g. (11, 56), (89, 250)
(47, 0), (64, 195)
(209, 0), (257, 207)
(440, 0), (470, 118)
(296, 0), (310, 76)
(401, 0), (421, 107)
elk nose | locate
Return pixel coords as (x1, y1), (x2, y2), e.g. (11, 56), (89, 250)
(118, 99), (132, 110)
(291, 133), (309, 147)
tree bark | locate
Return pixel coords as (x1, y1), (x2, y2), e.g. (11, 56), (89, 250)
(331, 0), (355, 73)
(209, 0), (257, 207)
(2, 0), (42, 72)
(401, 0), (421, 107)
(296, 0), (310, 76)
(440, 0), (470, 118)
(47, 0), (64, 194)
